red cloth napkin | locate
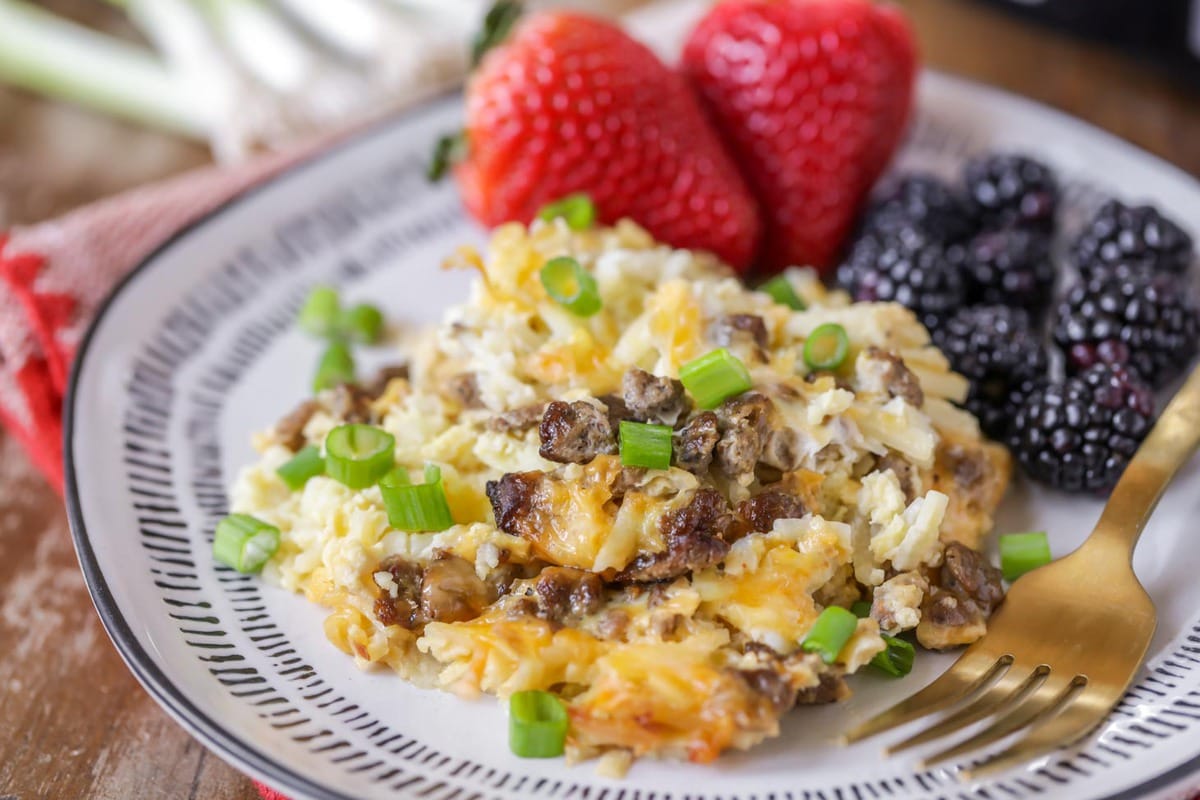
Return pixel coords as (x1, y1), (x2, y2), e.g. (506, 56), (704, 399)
(0, 142), (328, 800)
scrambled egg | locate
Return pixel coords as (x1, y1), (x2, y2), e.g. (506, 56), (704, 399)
(231, 218), (1010, 770)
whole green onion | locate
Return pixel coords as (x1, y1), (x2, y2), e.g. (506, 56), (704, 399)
(1000, 531), (1051, 582)
(340, 303), (385, 345)
(324, 424), (394, 489)
(276, 445), (324, 491)
(619, 421), (673, 471)
(537, 193), (596, 231)
(870, 634), (916, 677)
(509, 690), (568, 758)
(679, 348), (753, 409)
(298, 285), (340, 337)
(801, 606), (858, 664)
(212, 514), (280, 574)
(380, 464), (455, 532)
(759, 275), (806, 311)
(540, 256), (601, 317)
(313, 341), (356, 393)
(803, 322), (850, 371)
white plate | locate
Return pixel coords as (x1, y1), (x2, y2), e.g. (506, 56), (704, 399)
(66, 73), (1200, 800)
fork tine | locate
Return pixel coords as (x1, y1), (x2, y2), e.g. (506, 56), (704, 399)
(918, 675), (1084, 769)
(959, 683), (1108, 780)
(886, 665), (1048, 754)
(841, 650), (1011, 744)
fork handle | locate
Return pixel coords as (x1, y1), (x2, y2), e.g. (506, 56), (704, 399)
(1089, 362), (1200, 560)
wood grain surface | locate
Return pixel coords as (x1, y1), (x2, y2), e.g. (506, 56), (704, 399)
(0, 1), (1196, 798)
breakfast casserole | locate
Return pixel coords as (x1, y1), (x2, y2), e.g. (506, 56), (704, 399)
(229, 216), (1010, 770)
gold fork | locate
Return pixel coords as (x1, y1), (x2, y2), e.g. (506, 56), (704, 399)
(842, 363), (1200, 779)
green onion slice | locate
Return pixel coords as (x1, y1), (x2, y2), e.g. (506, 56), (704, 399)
(870, 634), (916, 677)
(340, 303), (385, 345)
(801, 606), (859, 664)
(298, 285), (340, 337)
(1000, 531), (1051, 582)
(324, 424), (395, 489)
(803, 323), (851, 371)
(509, 690), (569, 758)
(850, 600), (872, 619)
(679, 348), (753, 409)
(759, 275), (806, 311)
(313, 341), (356, 393)
(276, 445), (324, 491)
(537, 193), (597, 231)
(619, 421), (673, 470)
(539, 256), (601, 317)
(380, 464), (455, 532)
(213, 514), (280, 574)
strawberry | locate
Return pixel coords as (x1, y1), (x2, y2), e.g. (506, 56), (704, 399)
(683, 0), (918, 274)
(449, 9), (762, 271)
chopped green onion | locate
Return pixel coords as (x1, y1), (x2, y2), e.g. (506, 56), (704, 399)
(759, 275), (806, 311)
(851, 600), (872, 619)
(276, 445), (324, 491)
(537, 193), (596, 231)
(340, 303), (385, 345)
(540, 256), (602, 317)
(619, 421), (673, 470)
(803, 323), (850, 371)
(313, 341), (356, 393)
(298, 285), (340, 337)
(1000, 531), (1051, 582)
(870, 634), (915, 677)
(324, 424), (394, 489)
(509, 690), (568, 758)
(380, 464), (455, 532)
(801, 606), (858, 664)
(679, 348), (753, 409)
(212, 514), (280, 573)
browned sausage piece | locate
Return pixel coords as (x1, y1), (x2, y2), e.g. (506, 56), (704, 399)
(615, 488), (733, 582)
(538, 400), (617, 464)
(712, 314), (769, 350)
(940, 541), (1004, 615)
(673, 411), (720, 474)
(714, 393), (774, 479)
(485, 471), (544, 536)
(420, 553), (493, 624)
(860, 347), (924, 407)
(330, 383), (373, 424)
(533, 567), (604, 623)
(487, 403), (547, 434)
(444, 372), (483, 409)
(275, 399), (319, 452)
(738, 490), (807, 533)
(373, 555), (426, 629)
(621, 368), (690, 426)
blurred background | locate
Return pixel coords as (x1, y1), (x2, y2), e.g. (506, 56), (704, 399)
(0, 0), (1197, 232)
(0, 1), (1197, 798)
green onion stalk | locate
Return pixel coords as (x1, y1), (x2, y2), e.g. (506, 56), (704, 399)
(0, 0), (210, 137)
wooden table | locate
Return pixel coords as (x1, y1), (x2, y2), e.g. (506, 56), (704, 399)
(0, 1), (1196, 798)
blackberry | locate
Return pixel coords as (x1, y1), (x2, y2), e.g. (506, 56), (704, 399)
(1070, 199), (1194, 278)
(1008, 364), (1154, 493)
(963, 227), (1056, 312)
(836, 227), (966, 331)
(1052, 269), (1199, 388)
(861, 174), (977, 244)
(963, 153), (1058, 231)
(932, 306), (1049, 440)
